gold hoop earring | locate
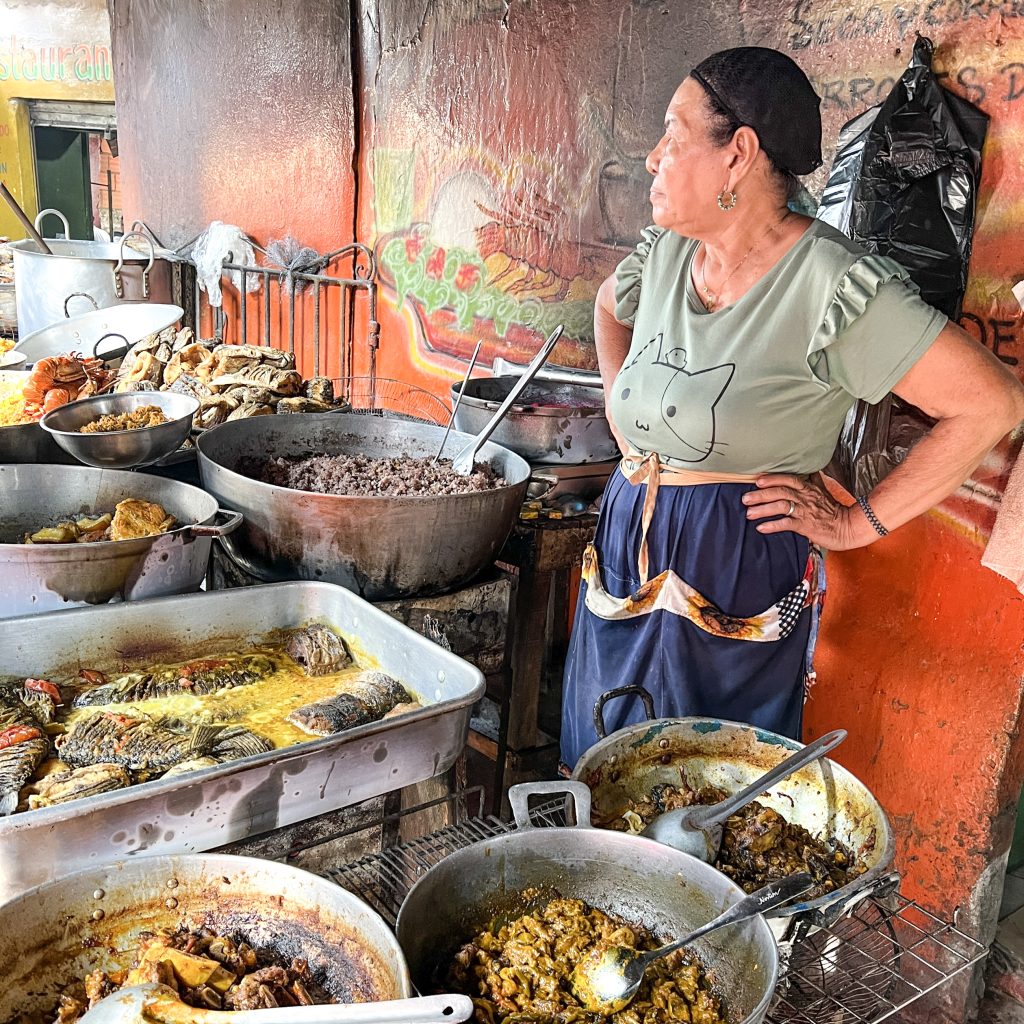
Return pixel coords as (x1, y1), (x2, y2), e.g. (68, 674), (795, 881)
(717, 189), (738, 211)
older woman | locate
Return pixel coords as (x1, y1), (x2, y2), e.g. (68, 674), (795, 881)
(560, 47), (1024, 769)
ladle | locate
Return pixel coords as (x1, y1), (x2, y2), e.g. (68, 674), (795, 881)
(640, 729), (847, 860)
(450, 325), (562, 475)
(78, 985), (473, 1024)
(434, 339), (483, 464)
(570, 872), (814, 1014)
(0, 180), (53, 254)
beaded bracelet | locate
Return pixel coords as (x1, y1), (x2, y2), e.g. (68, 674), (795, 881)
(856, 495), (889, 538)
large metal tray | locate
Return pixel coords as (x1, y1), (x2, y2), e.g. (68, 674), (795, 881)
(0, 582), (484, 900)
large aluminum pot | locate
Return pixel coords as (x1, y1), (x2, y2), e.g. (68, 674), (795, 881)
(11, 227), (174, 335)
(452, 376), (618, 465)
(571, 687), (896, 928)
(0, 464), (241, 617)
(397, 782), (782, 1024)
(197, 412), (531, 600)
(0, 853), (411, 1020)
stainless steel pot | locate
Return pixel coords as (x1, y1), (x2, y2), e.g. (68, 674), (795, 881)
(452, 376), (618, 465)
(570, 687), (896, 928)
(11, 222), (174, 335)
(0, 464), (240, 617)
(197, 412), (531, 600)
(0, 853), (411, 1020)
(396, 782), (781, 1024)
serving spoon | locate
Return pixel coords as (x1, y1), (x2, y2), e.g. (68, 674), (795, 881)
(78, 985), (473, 1024)
(570, 872), (814, 1014)
(450, 325), (562, 475)
(433, 339), (483, 464)
(640, 728), (847, 860)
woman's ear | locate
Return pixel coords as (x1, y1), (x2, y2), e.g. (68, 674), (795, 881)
(728, 125), (763, 178)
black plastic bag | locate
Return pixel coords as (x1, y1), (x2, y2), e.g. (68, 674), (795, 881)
(818, 35), (988, 496)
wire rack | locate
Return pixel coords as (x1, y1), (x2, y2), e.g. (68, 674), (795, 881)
(320, 793), (988, 1024)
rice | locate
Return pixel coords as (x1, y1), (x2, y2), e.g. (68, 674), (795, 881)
(0, 380), (29, 427)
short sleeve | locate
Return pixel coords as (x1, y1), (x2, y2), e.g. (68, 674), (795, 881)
(812, 255), (948, 404)
(613, 225), (664, 326)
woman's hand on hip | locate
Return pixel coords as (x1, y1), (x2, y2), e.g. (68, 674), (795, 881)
(742, 473), (875, 550)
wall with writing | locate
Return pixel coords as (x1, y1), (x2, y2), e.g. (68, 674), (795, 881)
(0, 0), (114, 238)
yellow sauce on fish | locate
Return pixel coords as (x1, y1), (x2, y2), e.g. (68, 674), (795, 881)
(61, 637), (403, 751)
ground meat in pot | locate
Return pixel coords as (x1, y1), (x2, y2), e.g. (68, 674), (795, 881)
(254, 453), (506, 497)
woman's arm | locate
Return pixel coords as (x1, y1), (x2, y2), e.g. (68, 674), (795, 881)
(594, 274), (633, 454)
(746, 321), (1024, 549)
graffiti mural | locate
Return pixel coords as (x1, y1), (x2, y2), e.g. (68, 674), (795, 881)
(360, 0), (722, 391)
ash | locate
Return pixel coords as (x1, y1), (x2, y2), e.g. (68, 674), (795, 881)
(256, 453), (506, 497)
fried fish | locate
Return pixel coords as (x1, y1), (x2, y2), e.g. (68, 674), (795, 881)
(0, 683), (59, 815)
(72, 654), (276, 708)
(284, 624), (351, 676)
(288, 670), (411, 736)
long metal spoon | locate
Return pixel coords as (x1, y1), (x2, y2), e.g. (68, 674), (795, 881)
(450, 325), (562, 475)
(0, 180), (53, 254)
(78, 984), (473, 1024)
(570, 872), (814, 1014)
(434, 339), (483, 464)
(640, 729), (847, 860)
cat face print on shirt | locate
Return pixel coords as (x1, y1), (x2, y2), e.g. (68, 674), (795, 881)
(615, 333), (735, 463)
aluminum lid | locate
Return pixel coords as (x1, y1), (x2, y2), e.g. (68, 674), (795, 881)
(15, 302), (183, 363)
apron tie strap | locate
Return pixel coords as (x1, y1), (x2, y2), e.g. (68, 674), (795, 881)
(621, 451), (662, 585)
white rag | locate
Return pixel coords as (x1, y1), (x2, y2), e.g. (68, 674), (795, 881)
(192, 221), (260, 307)
(982, 437), (1024, 593)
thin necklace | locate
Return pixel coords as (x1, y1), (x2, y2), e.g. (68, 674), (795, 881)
(698, 216), (786, 312)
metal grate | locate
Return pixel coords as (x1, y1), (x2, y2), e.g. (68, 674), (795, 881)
(323, 798), (988, 1024)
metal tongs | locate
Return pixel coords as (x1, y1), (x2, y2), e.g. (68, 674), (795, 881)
(450, 325), (563, 475)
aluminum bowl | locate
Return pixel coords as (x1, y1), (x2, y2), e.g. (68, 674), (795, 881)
(0, 853), (412, 1020)
(571, 699), (895, 929)
(40, 390), (199, 469)
(397, 783), (781, 1024)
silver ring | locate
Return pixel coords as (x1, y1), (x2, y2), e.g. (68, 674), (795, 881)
(787, 500), (796, 517)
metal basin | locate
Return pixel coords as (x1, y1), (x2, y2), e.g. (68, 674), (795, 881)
(452, 376), (618, 464)
(0, 854), (411, 1020)
(197, 413), (531, 600)
(0, 370), (78, 464)
(0, 582), (484, 899)
(0, 464), (239, 617)
(571, 697), (895, 927)
(397, 782), (780, 1024)
(41, 390), (199, 469)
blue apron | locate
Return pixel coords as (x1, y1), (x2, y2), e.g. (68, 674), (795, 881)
(560, 469), (813, 770)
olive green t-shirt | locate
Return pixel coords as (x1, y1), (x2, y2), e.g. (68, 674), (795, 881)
(608, 219), (947, 475)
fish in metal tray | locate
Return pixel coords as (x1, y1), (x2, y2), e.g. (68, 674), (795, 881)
(161, 728), (274, 779)
(57, 712), (273, 777)
(71, 654), (277, 708)
(27, 762), (131, 809)
(288, 671), (412, 736)
(285, 624), (351, 676)
(0, 681), (61, 815)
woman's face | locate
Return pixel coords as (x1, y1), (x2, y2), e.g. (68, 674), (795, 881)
(646, 77), (733, 237)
